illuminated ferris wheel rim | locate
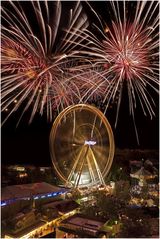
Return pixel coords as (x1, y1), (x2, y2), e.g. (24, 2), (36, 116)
(49, 104), (115, 187)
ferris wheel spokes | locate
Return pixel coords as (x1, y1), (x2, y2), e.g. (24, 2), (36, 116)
(90, 115), (97, 139)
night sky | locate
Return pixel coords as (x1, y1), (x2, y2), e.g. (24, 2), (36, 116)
(1, 1), (159, 166)
(1, 93), (158, 166)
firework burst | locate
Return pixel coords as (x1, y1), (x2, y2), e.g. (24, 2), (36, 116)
(71, 1), (159, 143)
(1, 1), (88, 124)
(75, 69), (108, 104)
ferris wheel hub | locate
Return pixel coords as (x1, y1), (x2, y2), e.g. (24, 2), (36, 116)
(84, 140), (96, 146)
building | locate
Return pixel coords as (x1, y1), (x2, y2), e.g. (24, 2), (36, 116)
(41, 199), (80, 221)
(59, 214), (106, 237)
(8, 208), (38, 233)
(1, 183), (75, 238)
(1, 182), (69, 223)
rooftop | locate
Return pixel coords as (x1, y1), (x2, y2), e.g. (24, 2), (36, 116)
(1, 182), (68, 202)
(42, 199), (79, 214)
(61, 214), (105, 231)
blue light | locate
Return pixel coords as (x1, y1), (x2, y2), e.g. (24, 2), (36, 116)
(52, 192), (57, 196)
(1, 202), (7, 207)
(47, 194), (52, 197)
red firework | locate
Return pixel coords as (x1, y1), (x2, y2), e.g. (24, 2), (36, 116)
(1, 1), (89, 123)
(1, 38), (53, 123)
(103, 23), (150, 80)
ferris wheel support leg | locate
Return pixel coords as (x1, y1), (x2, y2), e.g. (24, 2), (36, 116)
(74, 157), (85, 188)
(75, 146), (89, 188)
(89, 147), (105, 185)
(66, 147), (84, 186)
(86, 154), (96, 185)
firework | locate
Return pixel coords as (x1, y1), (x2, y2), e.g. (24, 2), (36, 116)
(70, 1), (159, 143)
(49, 77), (81, 115)
(74, 69), (108, 103)
(1, 1), (88, 124)
(101, 1), (159, 121)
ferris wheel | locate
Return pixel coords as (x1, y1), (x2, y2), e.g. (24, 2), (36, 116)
(49, 104), (115, 188)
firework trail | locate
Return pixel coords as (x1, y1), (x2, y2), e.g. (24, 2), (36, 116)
(75, 69), (108, 104)
(70, 1), (159, 143)
(1, 1), (88, 124)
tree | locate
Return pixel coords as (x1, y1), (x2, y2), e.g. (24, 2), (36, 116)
(118, 219), (151, 238)
(118, 207), (152, 237)
(114, 180), (131, 203)
(95, 192), (123, 220)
